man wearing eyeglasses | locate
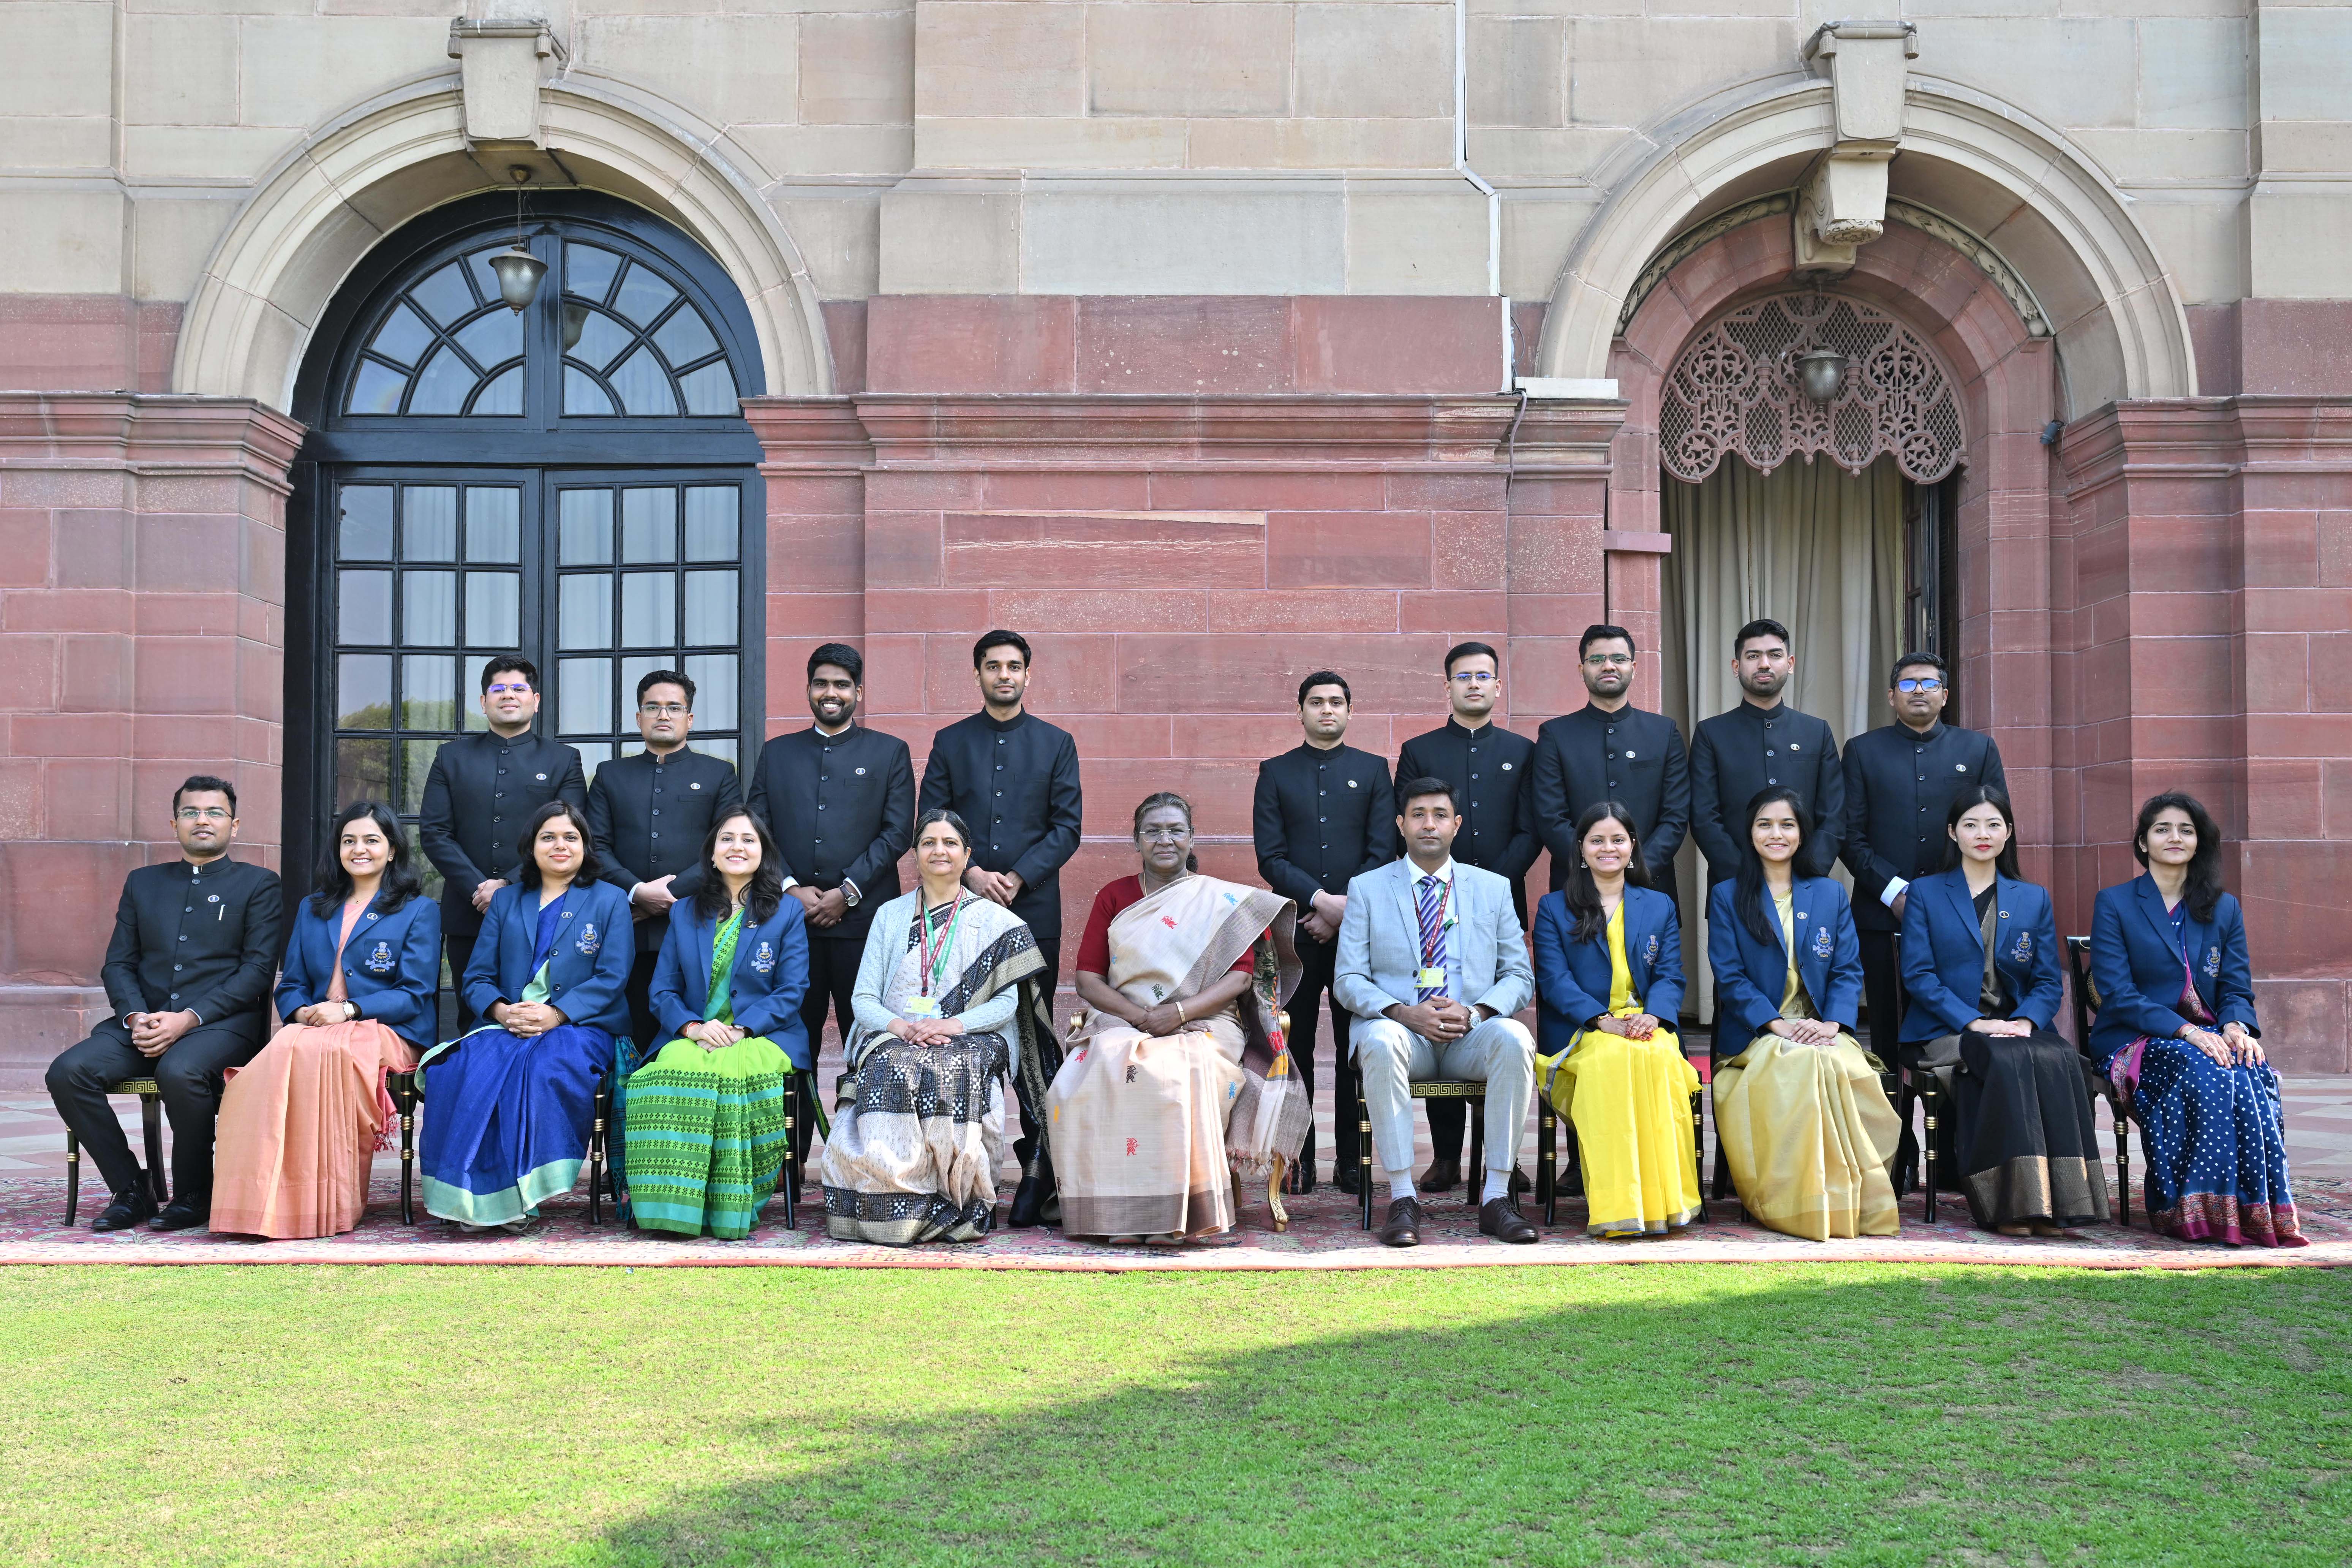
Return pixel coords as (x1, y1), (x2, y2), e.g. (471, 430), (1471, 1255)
(1839, 650), (2006, 1170)
(587, 668), (744, 1049)
(46, 776), (284, 1231)
(1393, 640), (1538, 1195)
(1531, 624), (1691, 902)
(418, 655), (588, 1034)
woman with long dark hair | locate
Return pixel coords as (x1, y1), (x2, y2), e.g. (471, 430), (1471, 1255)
(621, 808), (810, 1238)
(2089, 792), (2304, 1246)
(1899, 786), (2108, 1235)
(818, 808), (1053, 1244)
(1531, 803), (1700, 1237)
(211, 800), (439, 1238)
(417, 800), (634, 1232)
(1707, 787), (1901, 1238)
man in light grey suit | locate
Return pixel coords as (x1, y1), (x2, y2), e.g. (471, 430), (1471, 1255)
(1334, 775), (1539, 1247)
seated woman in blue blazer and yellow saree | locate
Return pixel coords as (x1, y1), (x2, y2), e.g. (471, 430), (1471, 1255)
(1532, 803), (1701, 1238)
(1899, 786), (2108, 1236)
(1707, 787), (1901, 1240)
(2090, 792), (2303, 1247)
(419, 800), (634, 1232)
(623, 808), (810, 1239)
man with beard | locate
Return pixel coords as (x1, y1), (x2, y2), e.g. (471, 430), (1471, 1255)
(1394, 640), (1537, 1195)
(1252, 670), (1397, 1193)
(1689, 618), (1845, 888)
(746, 643), (916, 1073)
(1530, 624), (1690, 900)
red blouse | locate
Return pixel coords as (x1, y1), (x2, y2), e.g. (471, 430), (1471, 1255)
(1074, 874), (1257, 979)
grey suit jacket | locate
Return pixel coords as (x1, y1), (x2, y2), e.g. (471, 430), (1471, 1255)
(1332, 857), (1533, 1024)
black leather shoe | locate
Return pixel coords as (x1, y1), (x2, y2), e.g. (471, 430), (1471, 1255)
(91, 1188), (155, 1232)
(1283, 1159), (1317, 1196)
(1479, 1195), (1539, 1244)
(1379, 1196), (1423, 1247)
(149, 1197), (209, 1233)
(1334, 1162), (1363, 1197)
(1008, 1154), (1057, 1228)
(1419, 1157), (1461, 1193)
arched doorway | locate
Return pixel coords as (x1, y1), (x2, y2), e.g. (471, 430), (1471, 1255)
(283, 191), (766, 903)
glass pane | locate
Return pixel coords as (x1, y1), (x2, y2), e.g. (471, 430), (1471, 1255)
(559, 573), (611, 650)
(338, 486), (394, 560)
(559, 489), (613, 565)
(336, 738), (392, 809)
(400, 738), (441, 815)
(367, 303), (435, 368)
(678, 359), (740, 417)
(338, 569), (392, 644)
(564, 366), (616, 416)
(403, 569), (457, 645)
(409, 263), (475, 326)
(621, 489), (677, 563)
(409, 344), (473, 414)
(465, 488), (519, 563)
(684, 653), (737, 732)
(400, 655), (457, 729)
(611, 347), (678, 416)
(466, 572), (519, 648)
(337, 653), (392, 728)
(653, 305), (719, 368)
(621, 572), (675, 648)
(463, 655), (492, 731)
(570, 309), (634, 371)
(683, 487), (737, 561)
(467, 247), (515, 305)
(454, 308), (522, 369)
(347, 360), (407, 415)
(694, 735), (737, 768)
(557, 658), (612, 736)
(574, 741), (613, 785)
(403, 487), (457, 561)
(470, 365), (523, 416)
(613, 263), (679, 328)
(566, 243), (623, 304)
(684, 570), (738, 645)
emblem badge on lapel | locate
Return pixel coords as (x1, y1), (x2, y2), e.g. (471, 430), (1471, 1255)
(1811, 926), (1834, 959)
(365, 940), (396, 975)
(575, 922), (601, 956)
(691, 781), (702, 790)
(855, 767), (867, 776)
(1956, 763), (1969, 772)
(2011, 931), (2033, 963)
(536, 773), (547, 781)
(750, 940), (776, 975)
(2204, 945), (2221, 978)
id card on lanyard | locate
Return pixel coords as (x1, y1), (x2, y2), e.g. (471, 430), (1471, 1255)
(908, 896), (966, 1018)
(1416, 877), (1452, 994)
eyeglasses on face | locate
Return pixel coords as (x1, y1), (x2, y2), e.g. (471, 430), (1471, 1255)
(1896, 677), (1945, 693)
(1137, 824), (1192, 841)
(1448, 670), (1497, 683)
(639, 702), (690, 717)
(1582, 654), (1635, 668)
(484, 682), (535, 697)
(175, 807), (232, 822)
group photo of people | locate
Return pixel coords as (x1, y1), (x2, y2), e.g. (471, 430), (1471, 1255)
(49, 624), (2306, 1254)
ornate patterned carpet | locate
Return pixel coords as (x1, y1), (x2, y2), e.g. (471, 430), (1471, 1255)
(3, 1172), (2344, 1270)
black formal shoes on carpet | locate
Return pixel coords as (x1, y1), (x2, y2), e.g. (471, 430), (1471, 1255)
(90, 1188), (156, 1232)
(1479, 1195), (1539, 1244)
(1379, 1196), (1424, 1247)
(1418, 1157), (1460, 1193)
(1334, 1163), (1363, 1197)
(149, 1197), (209, 1232)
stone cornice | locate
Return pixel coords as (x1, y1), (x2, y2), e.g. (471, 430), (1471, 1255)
(0, 393), (306, 491)
(2058, 396), (2352, 500)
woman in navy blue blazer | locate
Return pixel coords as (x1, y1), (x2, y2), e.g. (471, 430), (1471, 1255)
(1707, 786), (1900, 1239)
(622, 807), (811, 1238)
(212, 801), (441, 1239)
(1532, 802), (1701, 1237)
(2090, 792), (2304, 1247)
(1899, 785), (2108, 1236)
(417, 799), (634, 1231)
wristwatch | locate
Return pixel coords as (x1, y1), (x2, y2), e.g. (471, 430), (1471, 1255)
(841, 880), (862, 909)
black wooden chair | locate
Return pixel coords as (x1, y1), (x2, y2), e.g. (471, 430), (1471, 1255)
(390, 1061), (613, 1227)
(1355, 1078), (1486, 1230)
(1883, 931), (1960, 1222)
(2064, 935), (2139, 1225)
(770, 1068), (826, 1229)
(62, 1078), (169, 1226)
(1534, 1052), (1706, 1229)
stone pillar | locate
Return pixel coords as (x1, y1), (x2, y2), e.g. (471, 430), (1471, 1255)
(743, 400), (870, 738)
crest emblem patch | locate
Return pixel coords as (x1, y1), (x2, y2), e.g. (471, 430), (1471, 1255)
(749, 940), (776, 975)
(2203, 945), (2221, 978)
(1811, 926), (1834, 959)
(364, 940), (396, 975)
(1644, 933), (1660, 963)
(575, 921), (601, 956)
(2010, 931), (2033, 963)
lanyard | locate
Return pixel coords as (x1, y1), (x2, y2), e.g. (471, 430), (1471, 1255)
(917, 895), (967, 998)
(1417, 875), (1451, 969)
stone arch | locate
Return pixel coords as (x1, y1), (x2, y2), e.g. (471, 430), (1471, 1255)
(174, 66), (834, 411)
(1540, 71), (2195, 410)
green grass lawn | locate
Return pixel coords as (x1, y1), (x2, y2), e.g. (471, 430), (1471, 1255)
(2, 1264), (2346, 1567)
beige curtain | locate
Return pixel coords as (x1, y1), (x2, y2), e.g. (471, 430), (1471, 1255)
(1659, 454), (1906, 1022)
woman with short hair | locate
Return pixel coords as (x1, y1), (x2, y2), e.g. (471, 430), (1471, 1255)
(2089, 792), (2305, 1247)
(818, 808), (1051, 1245)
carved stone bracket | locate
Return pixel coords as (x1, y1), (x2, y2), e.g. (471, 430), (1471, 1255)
(448, 17), (567, 147)
(1796, 22), (1919, 272)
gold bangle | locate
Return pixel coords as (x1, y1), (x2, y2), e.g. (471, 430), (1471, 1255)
(1176, 1002), (1188, 1027)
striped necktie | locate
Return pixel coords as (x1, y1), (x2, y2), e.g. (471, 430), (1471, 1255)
(1416, 873), (1448, 1002)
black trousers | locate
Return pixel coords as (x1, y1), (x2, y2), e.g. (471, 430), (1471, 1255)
(625, 948), (662, 1052)
(1857, 925), (1919, 1181)
(1287, 934), (1359, 1176)
(445, 926), (485, 1036)
(793, 935), (865, 1163)
(47, 1018), (264, 1200)
(1015, 935), (1060, 1167)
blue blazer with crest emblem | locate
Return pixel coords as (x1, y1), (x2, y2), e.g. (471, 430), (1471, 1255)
(1532, 885), (1685, 1055)
(461, 879), (635, 1039)
(2086, 874), (2258, 1069)
(1706, 875), (1863, 1050)
(1895, 868), (2062, 1042)
(276, 890), (442, 1048)
(648, 896), (813, 1067)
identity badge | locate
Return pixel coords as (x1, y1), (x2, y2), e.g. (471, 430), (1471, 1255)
(1415, 966), (1446, 991)
(904, 996), (942, 1018)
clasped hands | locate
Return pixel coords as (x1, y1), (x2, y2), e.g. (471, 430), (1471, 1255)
(1388, 997), (1480, 1044)
(888, 1013), (965, 1046)
(291, 1001), (355, 1029)
(789, 884), (851, 929)
(1592, 1012), (1663, 1041)
(1300, 890), (1347, 944)
(684, 1019), (748, 1052)
(489, 1000), (567, 1038)
(1767, 1015), (1843, 1047)
(2182, 1019), (2261, 1067)
(123, 1010), (198, 1058)
(963, 868), (1023, 907)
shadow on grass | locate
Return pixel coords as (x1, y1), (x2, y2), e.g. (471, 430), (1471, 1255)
(546, 1267), (2347, 1568)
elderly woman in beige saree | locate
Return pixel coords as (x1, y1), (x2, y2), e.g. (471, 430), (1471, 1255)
(1050, 792), (1309, 1243)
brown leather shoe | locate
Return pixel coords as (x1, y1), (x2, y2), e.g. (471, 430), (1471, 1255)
(1419, 1157), (1461, 1193)
(1379, 1196), (1424, 1247)
(1479, 1195), (1538, 1244)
